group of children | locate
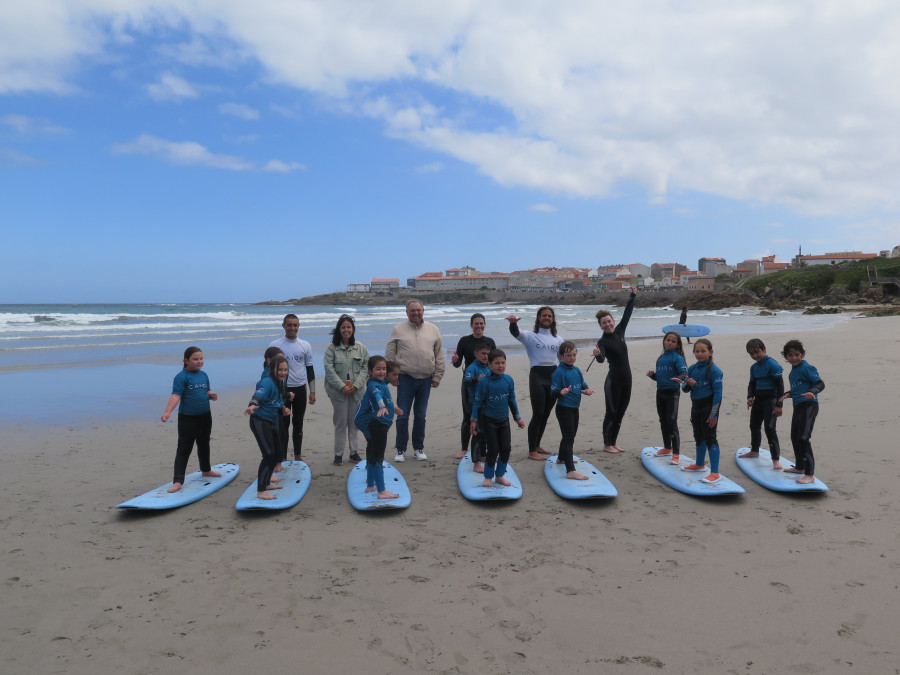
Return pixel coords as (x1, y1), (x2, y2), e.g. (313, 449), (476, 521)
(161, 329), (825, 501)
(646, 334), (824, 485)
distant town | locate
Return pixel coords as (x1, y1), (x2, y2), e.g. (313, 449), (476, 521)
(346, 249), (899, 295)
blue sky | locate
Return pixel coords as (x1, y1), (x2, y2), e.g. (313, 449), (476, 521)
(2, 1), (899, 303)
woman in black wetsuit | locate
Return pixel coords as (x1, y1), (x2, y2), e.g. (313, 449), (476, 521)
(593, 286), (637, 453)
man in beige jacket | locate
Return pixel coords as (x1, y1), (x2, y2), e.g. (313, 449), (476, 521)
(385, 299), (445, 461)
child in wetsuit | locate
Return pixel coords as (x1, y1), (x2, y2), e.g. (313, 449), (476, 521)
(462, 341), (492, 473)
(739, 338), (785, 470)
(160, 346), (221, 493)
(780, 339), (825, 485)
(244, 355), (292, 500)
(470, 349), (526, 488)
(550, 341), (595, 480)
(681, 339), (725, 483)
(646, 331), (687, 464)
(356, 356), (404, 499)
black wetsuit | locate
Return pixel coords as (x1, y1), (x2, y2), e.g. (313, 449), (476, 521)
(595, 292), (636, 447)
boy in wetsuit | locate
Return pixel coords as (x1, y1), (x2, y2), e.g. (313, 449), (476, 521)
(780, 340), (825, 485)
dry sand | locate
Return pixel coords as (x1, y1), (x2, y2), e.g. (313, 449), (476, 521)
(3, 317), (899, 674)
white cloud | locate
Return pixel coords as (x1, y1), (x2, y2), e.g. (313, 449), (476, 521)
(146, 72), (200, 101)
(415, 162), (444, 175)
(111, 134), (306, 172)
(6, 2), (900, 216)
(0, 147), (44, 166)
(1, 114), (70, 137)
(528, 203), (557, 213)
(218, 102), (260, 119)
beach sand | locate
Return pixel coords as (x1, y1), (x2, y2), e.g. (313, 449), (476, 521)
(3, 317), (899, 673)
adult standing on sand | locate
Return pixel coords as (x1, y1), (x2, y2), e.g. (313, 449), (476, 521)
(506, 306), (563, 461)
(679, 306), (691, 344)
(593, 286), (637, 453)
(269, 314), (316, 462)
(323, 314), (369, 465)
(385, 299), (445, 462)
(451, 313), (496, 460)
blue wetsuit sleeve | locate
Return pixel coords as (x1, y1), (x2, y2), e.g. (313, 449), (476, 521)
(710, 367), (723, 417)
(471, 379), (485, 421)
(507, 379), (521, 421)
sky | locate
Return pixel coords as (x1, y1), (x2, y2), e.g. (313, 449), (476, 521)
(2, 0), (900, 303)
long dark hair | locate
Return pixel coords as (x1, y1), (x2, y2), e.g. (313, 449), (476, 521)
(661, 331), (685, 358)
(533, 306), (557, 336)
(330, 314), (356, 346)
(268, 355), (289, 397)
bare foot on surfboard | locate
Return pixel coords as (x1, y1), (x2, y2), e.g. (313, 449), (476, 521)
(784, 467), (803, 474)
(473, 461), (484, 474)
(167, 482), (183, 493)
(257, 491), (277, 500)
(495, 476), (512, 487)
(566, 471), (588, 480)
(796, 475), (815, 484)
(738, 450), (759, 458)
(202, 470), (222, 478)
(378, 490), (399, 499)
(365, 486), (377, 492)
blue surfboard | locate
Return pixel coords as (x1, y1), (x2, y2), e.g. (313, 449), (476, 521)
(457, 452), (523, 501)
(641, 447), (744, 496)
(662, 323), (710, 338)
(117, 462), (240, 509)
(735, 447), (828, 493)
(543, 454), (617, 499)
(235, 460), (312, 510)
(347, 460), (411, 510)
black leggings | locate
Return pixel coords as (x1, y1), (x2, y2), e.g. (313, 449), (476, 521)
(527, 365), (557, 453)
(366, 418), (389, 467)
(173, 412), (212, 484)
(603, 374), (632, 446)
(655, 389), (681, 453)
(555, 405), (579, 472)
(483, 416), (512, 472)
(690, 396), (718, 447)
(749, 392), (781, 460)
(790, 403), (818, 475)
(459, 380), (474, 452)
(249, 415), (280, 493)
(283, 385), (307, 459)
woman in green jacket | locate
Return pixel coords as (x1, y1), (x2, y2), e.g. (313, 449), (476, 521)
(324, 315), (369, 465)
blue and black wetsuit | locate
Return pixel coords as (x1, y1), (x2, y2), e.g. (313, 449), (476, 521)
(683, 359), (723, 473)
(788, 360), (825, 476)
(649, 349), (687, 454)
(748, 355), (785, 460)
(358, 378), (396, 492)
(249, 376), (287, 492)
(453, 334), (496, 453)
(550, 362), (590, 473)
(471, 373), (522, 480)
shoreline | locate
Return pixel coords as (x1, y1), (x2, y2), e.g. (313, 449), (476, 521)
(3, 317), (899, 673)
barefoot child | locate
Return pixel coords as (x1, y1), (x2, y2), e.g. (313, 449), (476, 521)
(161, 346), (221, 493)
(681, 339), (724, 483)
(550, 341), (595, 480)
(463, 341), (492, 473)
(780, 339), (825, 485)
(355, 356), (404, 499)
(739, 338), (785, 470)
(261, 346), (289, 471)
(244, 355), (292, 500)
(646, 331), (687, 464)
(470, 349), (526, 487)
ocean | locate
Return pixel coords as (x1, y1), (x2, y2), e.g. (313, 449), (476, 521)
(0, 302), (850, 426)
